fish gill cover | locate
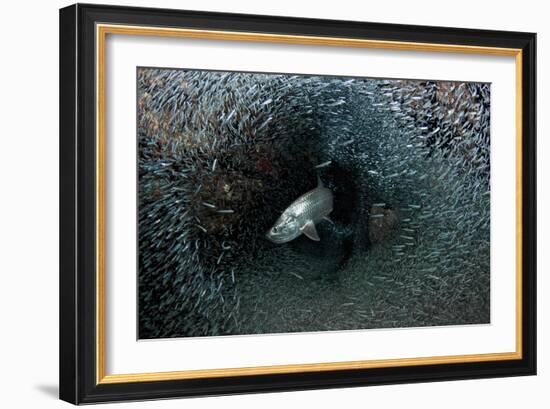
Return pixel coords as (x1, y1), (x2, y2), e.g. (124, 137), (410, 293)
(137, 67), (490, 339)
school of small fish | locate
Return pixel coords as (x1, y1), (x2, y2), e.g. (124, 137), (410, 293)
(137, 68), (490, 338)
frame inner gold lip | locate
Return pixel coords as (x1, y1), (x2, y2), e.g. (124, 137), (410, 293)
(96, 23), (523, 385)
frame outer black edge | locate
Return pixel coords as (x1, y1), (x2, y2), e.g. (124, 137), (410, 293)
(522, 34), (537, 375)
(79, 3), (101, 404)
(77, 2), (534, 48)
(62, 4), (537, 404)
(59, 4), (78, 405)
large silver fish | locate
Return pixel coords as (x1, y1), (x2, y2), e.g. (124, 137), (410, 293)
(266, 177), (333, 244)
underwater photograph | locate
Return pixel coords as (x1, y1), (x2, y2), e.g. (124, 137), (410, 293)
(137, 67), (491, 339)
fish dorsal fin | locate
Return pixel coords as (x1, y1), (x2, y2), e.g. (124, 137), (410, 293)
(317, 175), (324, 188)
(301, 220), (320, 241)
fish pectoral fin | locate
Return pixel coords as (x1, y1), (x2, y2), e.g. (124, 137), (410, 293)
(300, 220), (320, 241)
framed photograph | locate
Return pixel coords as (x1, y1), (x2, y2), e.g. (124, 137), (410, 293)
(59, 3), (536, 404)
